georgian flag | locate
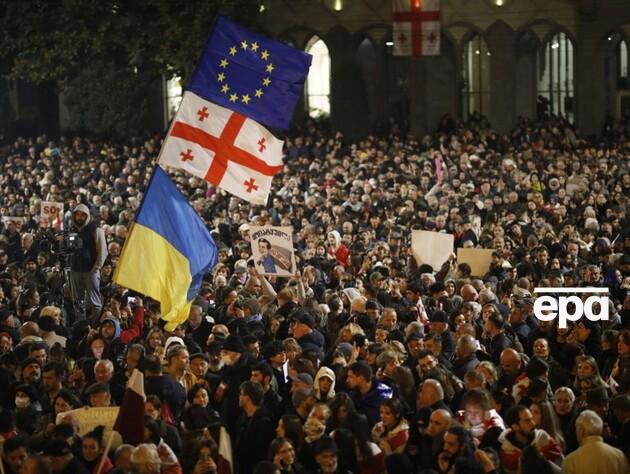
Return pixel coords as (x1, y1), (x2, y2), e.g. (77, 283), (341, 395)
(392, 0), (441, 56)
(158, 91), (284, 205)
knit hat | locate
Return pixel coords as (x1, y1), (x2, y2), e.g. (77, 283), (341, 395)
(20, 357), (41, 371)
(313, 436), (338, 455)
(222, 334), (246, 353)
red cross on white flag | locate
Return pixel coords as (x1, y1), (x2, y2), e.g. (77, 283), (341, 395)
(392, 0), (441, 56)
(158, 91), (284, 205)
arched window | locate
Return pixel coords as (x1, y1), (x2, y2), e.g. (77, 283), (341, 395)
(305, 36), (331, 117)
(619, 40), (628, 78)
(538, 32), (575, 122)
(462, 35), (491, 119)
(164, 74), (182, 126)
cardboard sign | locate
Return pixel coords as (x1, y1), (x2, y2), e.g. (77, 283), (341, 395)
(250, 226), (296, 276)
(57, 406), (120, 436)
(40, 201), (64, 229)
(457, 248), (496, 277)
(411, 230), (454, 271)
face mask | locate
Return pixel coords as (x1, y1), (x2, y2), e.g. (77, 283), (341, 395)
(15, 396), (30, 409)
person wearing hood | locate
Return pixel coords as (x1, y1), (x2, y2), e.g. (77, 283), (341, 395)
(69, 203), (108, 325)
(314, 366), (336, 402)
(327, 231), (349, 267)
(97, 298), (145, 362)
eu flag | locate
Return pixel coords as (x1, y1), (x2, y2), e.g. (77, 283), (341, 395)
(188, 15), (312, 130)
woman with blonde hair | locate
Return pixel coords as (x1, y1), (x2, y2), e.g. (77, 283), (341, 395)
(476, 360), (498, 390)
(335, 323), (364, 345)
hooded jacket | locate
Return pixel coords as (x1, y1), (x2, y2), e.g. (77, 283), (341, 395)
(314, 366), (336, 401)
(72, 204), (107, 272)
(327, 230), (349, 267)
(351, 380), (394, 427)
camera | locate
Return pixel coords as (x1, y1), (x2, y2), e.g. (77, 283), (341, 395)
(58, 232), (83, 254)
(38, 230), (83, 255)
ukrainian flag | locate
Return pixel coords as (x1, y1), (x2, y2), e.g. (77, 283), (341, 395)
(113, 166), (217, 331)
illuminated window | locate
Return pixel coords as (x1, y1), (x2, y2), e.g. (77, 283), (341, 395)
(164, 74), (183, 126)
(619, 40), (628, 78)
(305, 37), (331, 117)
(538, 32), (575, 122)
(462, 35), (491, 119)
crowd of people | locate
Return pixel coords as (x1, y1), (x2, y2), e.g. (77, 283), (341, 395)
(0, 112), (629, 474)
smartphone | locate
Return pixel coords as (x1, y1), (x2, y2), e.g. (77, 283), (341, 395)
(127, 296), (136, 305)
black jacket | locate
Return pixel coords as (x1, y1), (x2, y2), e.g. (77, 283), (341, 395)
(219, 352), (253, 436)
(234, 408), (275, 474)
(452, 353), (480, 380)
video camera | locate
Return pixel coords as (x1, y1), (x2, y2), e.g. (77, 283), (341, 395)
(39, 229), (83, 256)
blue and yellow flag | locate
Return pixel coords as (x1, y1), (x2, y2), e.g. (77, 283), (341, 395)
(188, 15), (312, 130)
(113, 166), (217, 331)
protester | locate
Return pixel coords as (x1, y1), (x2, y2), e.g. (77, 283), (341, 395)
(0, 112), (628, 472)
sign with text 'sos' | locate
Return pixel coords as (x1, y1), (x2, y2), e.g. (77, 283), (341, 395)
(40, 201), (64, 230)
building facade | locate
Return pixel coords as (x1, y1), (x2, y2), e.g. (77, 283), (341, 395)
(258, 0), (630, 139)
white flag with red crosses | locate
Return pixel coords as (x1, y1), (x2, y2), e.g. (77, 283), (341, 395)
(392, 0), (440, 56)
(158, 91), (284, 205)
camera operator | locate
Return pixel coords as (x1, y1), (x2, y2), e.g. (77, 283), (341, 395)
(70, 204), (107, 324)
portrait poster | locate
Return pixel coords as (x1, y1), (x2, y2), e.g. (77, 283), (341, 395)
(250, 226), (296, 276)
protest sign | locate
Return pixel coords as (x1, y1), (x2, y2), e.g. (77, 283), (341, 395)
(457, 248), (496, 277)
(57, 406), (120, 436)
(411, 230), (453, 271)
(40, 201), (64, 229)
(250, 226), (296, 276)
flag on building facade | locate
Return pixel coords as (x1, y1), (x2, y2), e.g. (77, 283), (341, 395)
(392, 0), (441, 56)
(158, 91), (284, 205)
(113, 166), (218, 331)
(113, 369), (145, 445)
(189, 15), (312, 130)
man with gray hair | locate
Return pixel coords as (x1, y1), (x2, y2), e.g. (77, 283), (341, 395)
(562, 410), (629, 474)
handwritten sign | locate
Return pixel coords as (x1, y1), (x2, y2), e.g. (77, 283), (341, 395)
(40, 201), (64, 229)
(57, 406), (120, 436)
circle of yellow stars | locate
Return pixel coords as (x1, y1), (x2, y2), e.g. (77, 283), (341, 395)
(218, 39), (274, 105)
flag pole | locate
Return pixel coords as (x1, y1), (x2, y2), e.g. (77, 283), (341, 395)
(96, 430), (115, 474)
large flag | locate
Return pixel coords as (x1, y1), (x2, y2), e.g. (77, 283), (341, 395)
(189, 15), (312, 130)
(217, 426), (233, 474)
(113, 369), (145, 445)
(113, 166), (217, 331)
(392, 0), (441, 56)
(158, 91), (284, 205)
